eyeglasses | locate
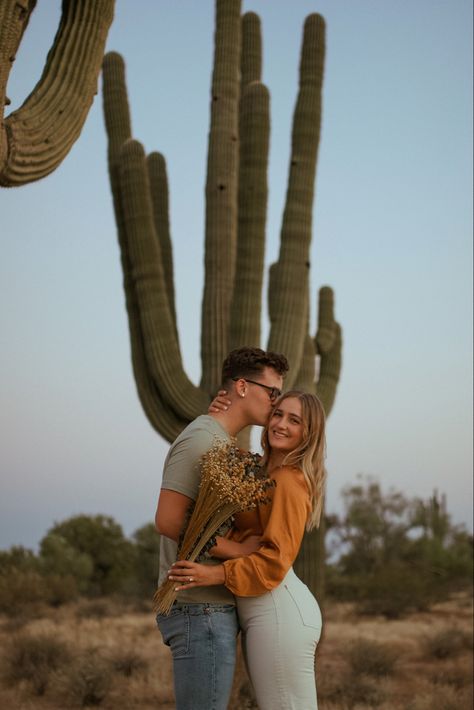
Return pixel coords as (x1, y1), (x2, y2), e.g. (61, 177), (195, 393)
(232, 378), (282, 401)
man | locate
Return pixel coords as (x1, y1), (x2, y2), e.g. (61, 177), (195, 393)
(155, 346), (289, 710)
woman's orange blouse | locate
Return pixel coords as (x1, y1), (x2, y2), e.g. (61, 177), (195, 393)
(223, 466), (311, 597)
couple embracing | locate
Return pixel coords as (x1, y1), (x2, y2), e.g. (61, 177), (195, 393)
(155, 346), (326, 709)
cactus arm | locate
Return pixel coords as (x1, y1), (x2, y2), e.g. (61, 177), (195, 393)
(315, 285), (337, 353)
(118, 139), (209, 420)
(102, 52), (200, 437)
(229, 81), (270, 349)
(0, 0), (114, 187)
(241, 12), (262, 85)
(200, 0), (242, 391)
(316, 320), (342, 417)
(314, 285), (342, 416)
(267, 15), (325, 385)
(147, 152), (178, 338)
(229, 12), (269, 351)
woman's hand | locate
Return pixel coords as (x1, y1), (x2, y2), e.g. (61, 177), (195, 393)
(168, 560), (225, 590)
(208, 390), (232, 413)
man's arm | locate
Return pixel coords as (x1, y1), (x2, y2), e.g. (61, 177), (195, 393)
(155, 489), (193, 542)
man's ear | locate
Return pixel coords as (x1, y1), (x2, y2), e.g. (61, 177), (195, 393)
(235, 378), (247, 398)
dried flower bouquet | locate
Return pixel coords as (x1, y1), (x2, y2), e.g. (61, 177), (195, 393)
(153, 440), (274, 615)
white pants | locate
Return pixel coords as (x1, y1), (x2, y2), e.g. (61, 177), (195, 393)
(236, 568), (322, 710)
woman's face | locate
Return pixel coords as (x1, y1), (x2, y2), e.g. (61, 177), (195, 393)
(267, 396), (304, 455)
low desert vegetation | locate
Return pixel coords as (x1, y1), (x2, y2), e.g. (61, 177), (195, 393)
(0, 594), (471, 709)
(0, 479), (471, 708)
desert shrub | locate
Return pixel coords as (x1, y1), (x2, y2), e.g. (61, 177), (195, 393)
(75, 599), (113, 619)
(317, 669), (386, 708)
(345, 637), (398, 676)
(237, 679), (258, 709)
(0, 569), (49, 616)
(110, 648), (148, 677)
(0, 545), (39, 572)
(357, 562), (436, 618)
(43, 573), (79, 606)
(421, 627), (472, 660)
(56, 650), (111, 706)
(3, 631), (71, 695)
(407, 684), (473, 710)
(431, 660), (474, 690)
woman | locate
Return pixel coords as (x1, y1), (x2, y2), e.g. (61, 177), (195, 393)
(169, 390), (326, 709)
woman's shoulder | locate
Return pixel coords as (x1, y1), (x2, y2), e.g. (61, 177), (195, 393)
(271, 465), (307, 490)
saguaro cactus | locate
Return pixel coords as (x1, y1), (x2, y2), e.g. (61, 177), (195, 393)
(102, 0), (342, 598)
(0, 0), (114, 187)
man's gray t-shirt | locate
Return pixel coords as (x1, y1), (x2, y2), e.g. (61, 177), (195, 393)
(158, 415), (234, 604)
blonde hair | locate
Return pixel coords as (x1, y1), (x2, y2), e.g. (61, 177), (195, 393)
(261, 390), (327, 531)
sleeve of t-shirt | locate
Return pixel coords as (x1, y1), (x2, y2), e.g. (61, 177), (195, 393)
(161, 425), (221, 501)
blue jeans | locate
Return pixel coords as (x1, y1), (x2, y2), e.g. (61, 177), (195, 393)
(156, 603), (238, 710)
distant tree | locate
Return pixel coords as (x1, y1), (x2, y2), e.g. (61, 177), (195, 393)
(327, 477), (473, 617)
(45, 515), (135, 595)
(39, 533), (94, 593)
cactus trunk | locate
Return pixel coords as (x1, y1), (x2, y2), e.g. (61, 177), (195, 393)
(102, 1), (342, 601)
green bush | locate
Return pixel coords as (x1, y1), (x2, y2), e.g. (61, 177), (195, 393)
(327, 480), (473, 613)
(44, 515), (136, 596)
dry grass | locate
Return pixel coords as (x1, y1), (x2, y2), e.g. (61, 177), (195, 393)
(0, 593), (471, 709)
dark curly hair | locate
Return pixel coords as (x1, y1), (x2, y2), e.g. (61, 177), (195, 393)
(221, 347), (289, 386)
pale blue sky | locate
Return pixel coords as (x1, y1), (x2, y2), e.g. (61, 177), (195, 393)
(1, 0), (472, 549)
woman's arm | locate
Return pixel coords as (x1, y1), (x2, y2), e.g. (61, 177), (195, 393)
(170, 469), (309, 596)
(209, 534), (262, 559)
(169, 535), (262, 590)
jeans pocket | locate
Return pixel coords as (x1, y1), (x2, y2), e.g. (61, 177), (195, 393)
(156, 611), (190, 658)
(284, 584), (322, 632)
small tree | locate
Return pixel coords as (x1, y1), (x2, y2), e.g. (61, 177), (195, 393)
(45, 515), (135, 595)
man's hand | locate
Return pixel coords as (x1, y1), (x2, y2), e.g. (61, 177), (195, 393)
(208, 390), (232, 413)
(209, 534), (262, 559)
(238, 535), (262, 556)
(168, 560), (225, 590)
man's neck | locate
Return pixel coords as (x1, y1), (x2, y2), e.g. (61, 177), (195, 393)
(208, 410), (252, 438)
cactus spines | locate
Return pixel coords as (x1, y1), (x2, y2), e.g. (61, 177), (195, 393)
(0, 0), (114, 187)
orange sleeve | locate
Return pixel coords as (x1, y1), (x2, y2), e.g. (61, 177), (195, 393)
(222, 467), (310, 596)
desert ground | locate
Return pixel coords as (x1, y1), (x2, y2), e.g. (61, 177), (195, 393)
(0, 593), (472, 709)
